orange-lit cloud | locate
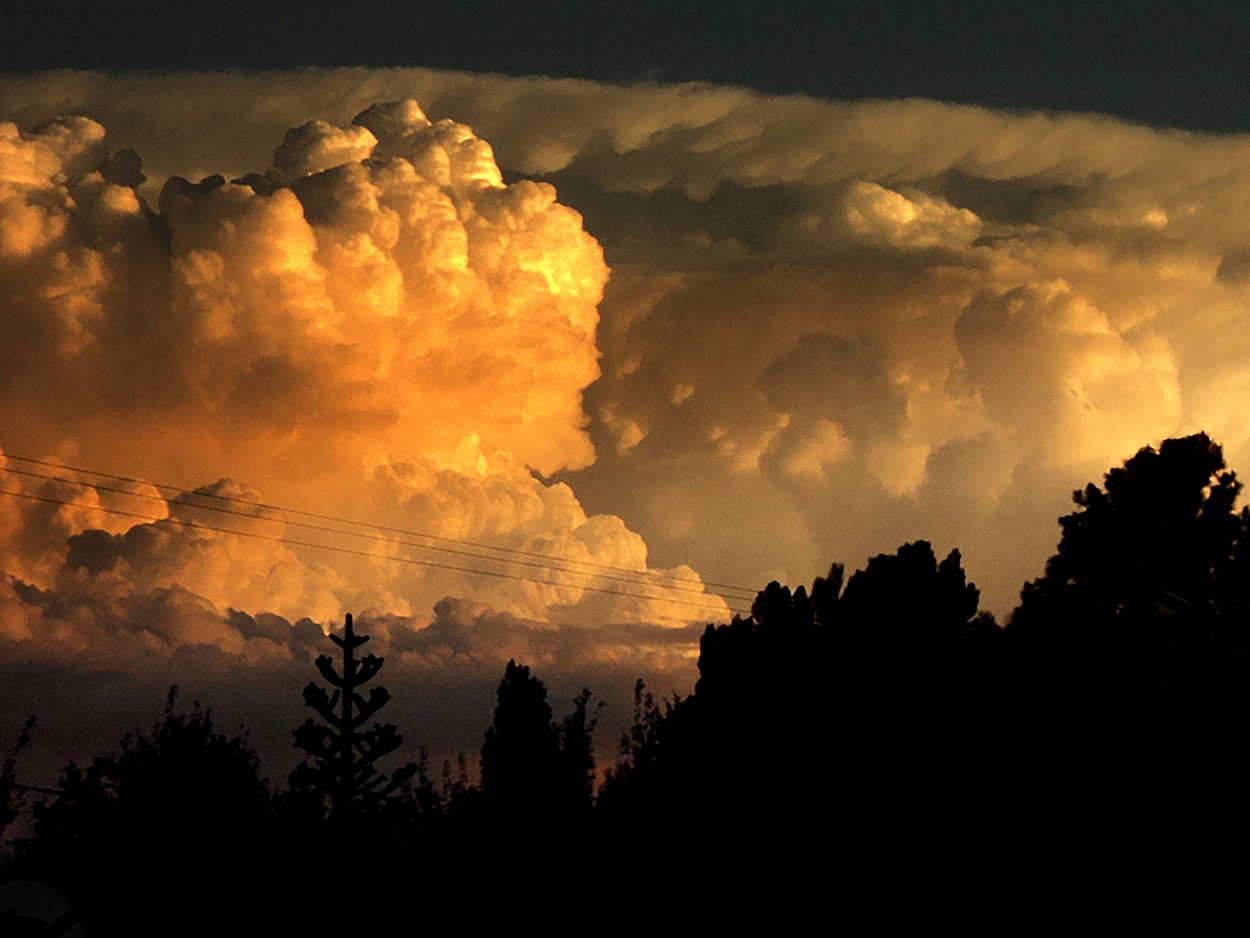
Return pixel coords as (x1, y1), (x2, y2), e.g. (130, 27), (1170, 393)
(6, 71), (1250, 762)
(0, 96), (729, 702)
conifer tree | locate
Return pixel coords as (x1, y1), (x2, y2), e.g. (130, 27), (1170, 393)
(479, 660), (599, 825)
(293, 613), (409, 818)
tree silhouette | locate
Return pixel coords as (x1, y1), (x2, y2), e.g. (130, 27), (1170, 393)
(1011, 433), (1249, 738)
(1006, 433), (1250, 842)
(598, 541), (999, 863)
(837, 540), (981, 648)
(555, 687), (599, 814)
(479, 660), (561, 820)
(692, 541), (986, 748)
(11, 688), (272, 932)
(291, 613), (412, 819)
(1018, 433), (1243, 620)
(478, 660), (599, 838)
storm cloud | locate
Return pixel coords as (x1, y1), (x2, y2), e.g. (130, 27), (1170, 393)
(4, 69), (1250, 770)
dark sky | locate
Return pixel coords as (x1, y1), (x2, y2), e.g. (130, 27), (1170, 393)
(4, 1), (1246, 132)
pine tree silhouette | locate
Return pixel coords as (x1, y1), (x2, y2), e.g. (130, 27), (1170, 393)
(292, 613), (410, 818)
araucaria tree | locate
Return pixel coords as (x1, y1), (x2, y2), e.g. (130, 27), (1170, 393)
(293, 613), (408, 818)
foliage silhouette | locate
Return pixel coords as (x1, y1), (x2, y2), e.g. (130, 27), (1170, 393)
(480, 659), (559, 814)
(290, 612), (415, 821)
(557, 687), (599, 806)
(1017, 433), (1244, 624)
(10, 688), (273, 932)
(1012, 434), (1248, 725)
(479, 660), (598, 829)
(1008, 433), (1250, 831)
(596, 678), (687, 839)
(598, 540), (999, 866)
(455, 660), (601, 903)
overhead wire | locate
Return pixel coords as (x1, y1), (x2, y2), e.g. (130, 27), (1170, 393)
(1, 454), (759, 600)
(0, 489), (752, 617)
(0, 464), (754, 601)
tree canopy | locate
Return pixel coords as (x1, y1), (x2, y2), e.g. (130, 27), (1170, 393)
(12, 688), (272, 931)
(1017, 432), (1246, 623)
(479, 659), (596, 828)
(1011, 433), (1249, 737)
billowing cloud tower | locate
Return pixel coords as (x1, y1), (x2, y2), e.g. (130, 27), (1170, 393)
(0, 100), (729, 673)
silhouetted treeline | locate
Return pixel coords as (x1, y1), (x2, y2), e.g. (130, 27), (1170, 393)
(2, 432), (1246, 929)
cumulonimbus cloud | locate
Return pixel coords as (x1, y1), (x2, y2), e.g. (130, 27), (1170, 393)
(0, 96), (731, 693)
(4, 71), (1250, 763)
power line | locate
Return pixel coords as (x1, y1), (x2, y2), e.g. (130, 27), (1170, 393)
(1, 453), (758, 599)
(4, 453), (751, 592)
(0, 464), (754, 600)
(0, 489), (749, 617)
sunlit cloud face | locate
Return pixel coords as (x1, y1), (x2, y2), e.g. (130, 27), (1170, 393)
(0, 92), (730, 711)
(6, 69), (1250, 767)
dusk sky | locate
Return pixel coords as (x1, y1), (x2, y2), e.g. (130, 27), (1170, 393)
(3, 4), (1250, 777)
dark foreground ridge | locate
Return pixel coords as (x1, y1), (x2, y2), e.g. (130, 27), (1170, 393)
(1, 433), (1246, 930)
